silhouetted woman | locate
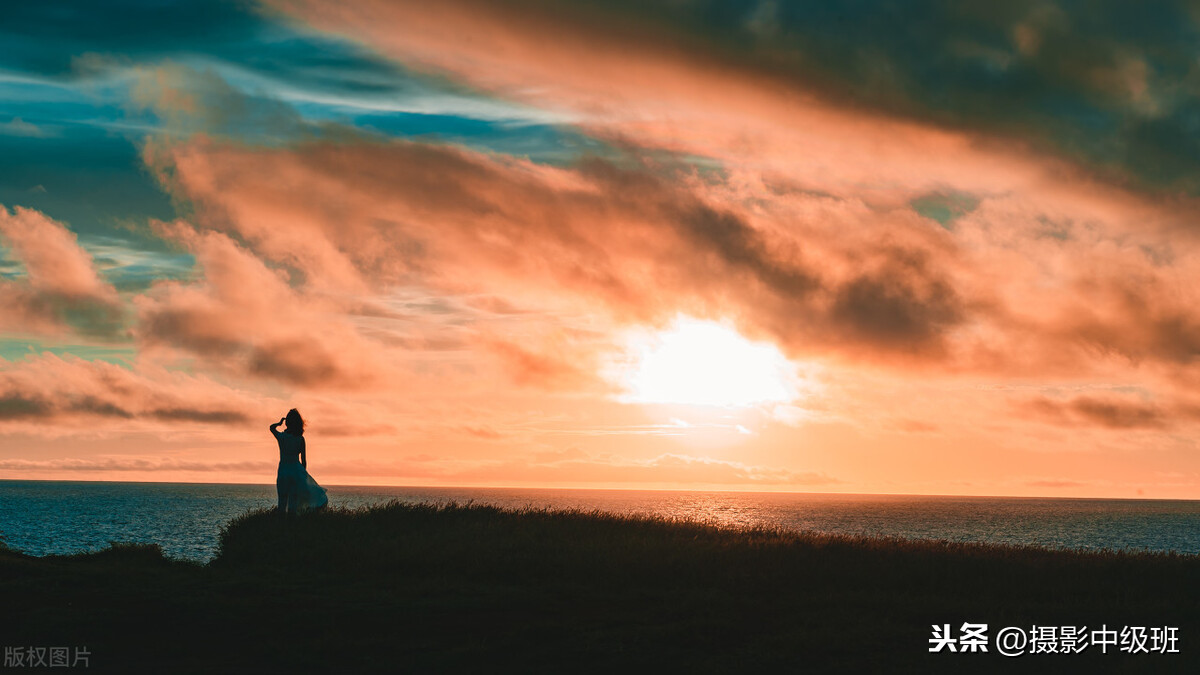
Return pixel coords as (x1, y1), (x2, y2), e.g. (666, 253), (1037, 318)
(270, 409), (328, 514)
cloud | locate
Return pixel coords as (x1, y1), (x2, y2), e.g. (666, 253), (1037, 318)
(267, 0), (1200, 195)
(0, 457), (274, 472)
(132, 220), (399, 389)
(1014, 394), (1200, 430)
(891, 419), (940, 433)
(827, 248), (962, 349)
(0, 117), (49, 138)
(530, 446), (589, 463)
(1048, 269), (1200, 366)
(134, 117), (1200, 405)
(1026, 479), (1088, 489)
(588, 453), (839, 486)
(146, 137), (979, 366)
(309, 450), (841, 486)
(6, 0), (1200, 496)
(484, 337), (609, 392)
(148, 131), (1200, 386)
(133, 2), (1200, 386)
(0, 205), (122, 336)
(0, 352), (262, 431)
(0, 207), (117, 299)
(459, 424), (502, 440)
(127, 61), (311, 141)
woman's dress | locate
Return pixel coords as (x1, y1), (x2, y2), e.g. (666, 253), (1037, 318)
(273, 427), (328, 511)
(277, 460), (329, 511)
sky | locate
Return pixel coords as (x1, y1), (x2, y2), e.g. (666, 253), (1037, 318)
(2, 0), (1199, 498)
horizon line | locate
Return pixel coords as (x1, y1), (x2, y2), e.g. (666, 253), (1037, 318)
(0, 477), (1194, 503)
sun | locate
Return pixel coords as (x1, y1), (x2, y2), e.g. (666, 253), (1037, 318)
(611, 317), (799, 407)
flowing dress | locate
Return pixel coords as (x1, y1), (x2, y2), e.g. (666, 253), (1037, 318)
(273, 427), (328, 511)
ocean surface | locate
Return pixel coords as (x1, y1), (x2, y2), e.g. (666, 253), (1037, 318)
(1, 480), (1197, 561)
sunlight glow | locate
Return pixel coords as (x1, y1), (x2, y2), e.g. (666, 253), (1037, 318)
(614, 318), (799, 407)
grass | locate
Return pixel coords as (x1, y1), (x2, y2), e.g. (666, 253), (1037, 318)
(2, 501), (1196, 673)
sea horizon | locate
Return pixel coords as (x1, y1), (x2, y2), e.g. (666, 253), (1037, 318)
(3, 477), (1195, 503)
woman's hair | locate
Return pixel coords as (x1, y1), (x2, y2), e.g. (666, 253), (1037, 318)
(285, 408), (305, 436)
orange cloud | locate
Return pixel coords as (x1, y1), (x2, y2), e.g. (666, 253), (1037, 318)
(146, 137), (983, 368)
(0, 352), (267, 434)
(0, 457), (274, 473)
(144, 133), (1200, 392)
(0, 205), (121, 335)
(133, 220), (400, 389)
(284, 450), (841, 487)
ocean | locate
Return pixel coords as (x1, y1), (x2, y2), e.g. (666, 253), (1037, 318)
(1, 480), (1197, 561)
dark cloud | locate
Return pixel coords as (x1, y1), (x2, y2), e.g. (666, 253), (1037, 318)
(136, 308), (243, 356)
(0, 390), (249, 425)
(0, 353), (260, 428)
(49, 394), (133, 419)
(287, 0), (1200, 194)
(579, 159), (820, 299)
(679, 1), (1200, 191)
(150, 407), (251, 424)
(1070, 397), (1167, 429)
(0, 393), (52, 419)
(1017, 394), (1194, 429)
(246, 338), (345, 388)
(828, 249), (963, 353)
(1056, 273), (1200, 365)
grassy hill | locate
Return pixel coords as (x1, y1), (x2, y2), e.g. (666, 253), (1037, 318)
(2, 501), (1195, 673)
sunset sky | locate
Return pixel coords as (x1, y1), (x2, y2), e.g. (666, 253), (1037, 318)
(2, 1), (1200, 498)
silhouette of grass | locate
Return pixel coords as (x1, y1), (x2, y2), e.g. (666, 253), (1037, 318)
(2, 500), (1196, 673)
